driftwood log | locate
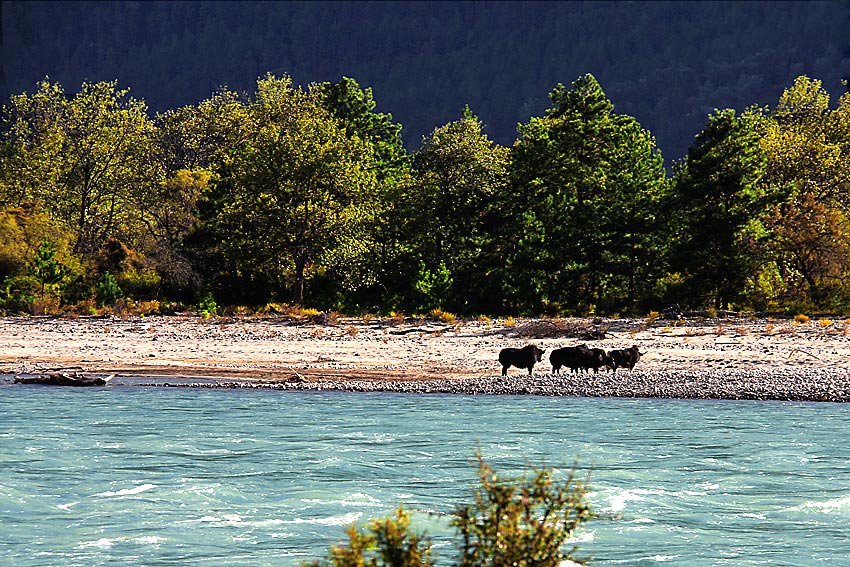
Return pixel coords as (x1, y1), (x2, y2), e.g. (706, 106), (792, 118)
(13, 373), (112, 387)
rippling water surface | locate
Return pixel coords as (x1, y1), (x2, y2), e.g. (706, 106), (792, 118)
(2, 385), (850, 566)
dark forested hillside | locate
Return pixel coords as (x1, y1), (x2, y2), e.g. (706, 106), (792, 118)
(2, 0), (848, 161)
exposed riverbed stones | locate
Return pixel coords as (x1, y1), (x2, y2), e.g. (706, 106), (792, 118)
(140, 368), (850, 402)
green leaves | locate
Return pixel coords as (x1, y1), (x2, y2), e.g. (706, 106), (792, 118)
(2, 79), (155, 257)
(33, 240), (66, 301)
(213, 74), (379, 304)
(452, 456), (591, 567)
(669, 107), (770, 308)
(2, 71), (848, 313)
(309, 456), (592, 567)
(308, 507), (435, 567)
(505, 74), (668, 313)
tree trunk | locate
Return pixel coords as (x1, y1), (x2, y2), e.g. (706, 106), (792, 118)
(294, 256), (306, 305)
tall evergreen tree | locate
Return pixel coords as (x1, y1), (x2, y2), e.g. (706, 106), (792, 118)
(669, 108), (771, 309)
(502, 74), (668, 314)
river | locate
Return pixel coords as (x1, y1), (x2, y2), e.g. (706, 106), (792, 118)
(2, 385), (849, 566)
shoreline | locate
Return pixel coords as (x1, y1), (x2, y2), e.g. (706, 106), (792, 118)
(4, 314), (850, 402)
(119, 367), (850, 402)
(7, 367), (850, 403)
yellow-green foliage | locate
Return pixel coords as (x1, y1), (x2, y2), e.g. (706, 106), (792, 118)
(0, 204), (79, 280)
(306, 507), (433, 567)
(0, 211), (28, 278)
(308, 455), (592, 567)
(429, 308), (456, 324)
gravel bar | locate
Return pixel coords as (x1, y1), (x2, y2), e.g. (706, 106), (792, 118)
(139, 368), (850, 402)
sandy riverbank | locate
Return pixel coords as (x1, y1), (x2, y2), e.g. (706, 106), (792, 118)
(4, 314), (850, 399)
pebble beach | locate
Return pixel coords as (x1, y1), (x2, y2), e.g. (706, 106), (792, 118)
(5, 314), (850, 401)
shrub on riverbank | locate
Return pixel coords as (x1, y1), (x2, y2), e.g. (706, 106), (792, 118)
(308, 455), (592, 567)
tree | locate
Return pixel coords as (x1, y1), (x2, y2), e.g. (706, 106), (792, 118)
(411, 107), (509, 312)
(153, 88), (252, 174)
(0, 202), (81, 310)
(757, 76), (850, 309)
(503, 74), (668, 314)
(307, 507), (434, 567)
(33, 240), (66, 302)
(0, 79), (155, 258)
(452, 455), (591, 567)
(214, 74), (378, 305)
(669, 107), (772, 309)
(314, 76), (408, 179)
(136, 169), (213, 293)
(311, 77), (415, 311)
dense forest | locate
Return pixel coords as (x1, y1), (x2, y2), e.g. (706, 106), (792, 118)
(1, 69), (848, 317)
(2, 1), (848, 162)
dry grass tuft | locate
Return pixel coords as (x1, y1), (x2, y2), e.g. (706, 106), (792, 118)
(429, 309), (457, 324)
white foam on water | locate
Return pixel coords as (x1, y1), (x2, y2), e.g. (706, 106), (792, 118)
(795, 494), (850, 514)
(606, 488), (659, 513)
(608, 555), (680, 565)
(245, 518), (287, 527)
(285, 512), (362, 526)
(190, 513), (243, 524)
(567, 530), (594, 543)
(301, 492), (382, 506)
(79, 538), (116, 549)
(339, 492), (382, 505)
(57, 501), (79, 510)
(95, 483), (157, 497)
(175, 483), (218, 495)
(134, 536), (165, 545)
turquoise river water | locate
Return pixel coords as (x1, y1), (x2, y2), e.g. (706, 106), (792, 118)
(2, 384), (850, 566)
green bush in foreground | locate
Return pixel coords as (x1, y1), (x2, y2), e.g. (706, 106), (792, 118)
(307, 455), (592, 567)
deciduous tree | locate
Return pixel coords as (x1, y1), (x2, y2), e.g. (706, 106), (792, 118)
(215, 74), (378, 305)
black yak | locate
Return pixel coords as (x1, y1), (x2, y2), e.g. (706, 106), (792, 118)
(609, 345), (642, 371)
(499, 345), (546, 376)
(550, 345), (592, 374)
(550, 345), (614, 374)
(588, 347), (615, 373)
